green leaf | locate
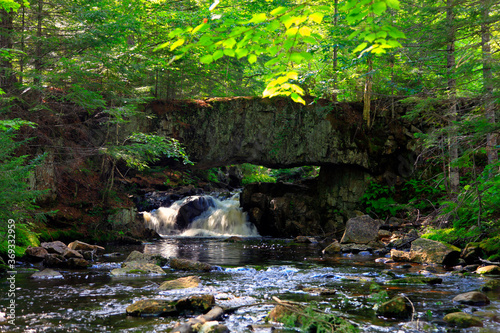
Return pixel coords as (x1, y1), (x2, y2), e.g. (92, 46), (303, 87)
(200, 54), (213, 64)
(170, 39), (185, 51)
(289, 52), (304, 63)
(249, 13), (267, 24)
(248, 54), (257, 64)
(302, 36), (316, 44)
(235, 48), (249, 59)
(268, 20), (280, 31)
(385, 0), (400, 9)
(213, 50), (224, 61)
(365, 33), (376, 43)
(270, 6), (287, 16)
(265, 58), (280, 67)
(281, 15), (295, 29)
(353, 42), (368, 53)
(223, 49), (235, 57)
(192, 23), (206, 35)
(291, 93), (305, 105)
(299, 26), (312, 36)
(285, 27), (298, 37)
(372, 1), (387, 15)
(222, 37), (237, 49)
(308, 12), (324, 24)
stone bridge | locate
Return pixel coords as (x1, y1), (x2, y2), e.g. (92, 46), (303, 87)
(144, 97), (421, 237)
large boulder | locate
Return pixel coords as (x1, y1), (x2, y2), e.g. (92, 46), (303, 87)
(169, 258), (213, 272)
(124, 250), (168, 266)
(68, 240), (105, 254)
(452, 292), (490, 306)
(410, 238), (461, 266)
(41, 241), (68, 255)
(391, 238), (460, 265)
(376, 296), (412, 319)
(159, 276), (201, 290)
(24, 246), (49, 262)
(126, 299), (177, 317)
(476, 265), (500, 275)
(443, 312), (483, 328)
(176, 196), (216, 230)
(340, 215), (381, 244)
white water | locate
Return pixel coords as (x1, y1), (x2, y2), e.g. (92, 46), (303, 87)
(142, 194), (260, 237)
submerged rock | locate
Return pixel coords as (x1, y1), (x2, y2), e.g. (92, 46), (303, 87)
(111, 261), (166, 276)
(176, 295), (215, 315)
(126, 299), (176, 317)
(322, 240), (341, 254)
(387, 276), (442, 285)
(480, 279), (500, 292)
(340, 215), (381, 244)
(169, 258), (213, 272)
(452, 292), (490, 306)
(29, 268), (63, 279)
(159, 276), (201, 290)
(124, 250), (168, 266)
(376, 296), (412, 319)
(443, 312), (483, 328)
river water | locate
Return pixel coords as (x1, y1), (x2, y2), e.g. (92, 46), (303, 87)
(1, 237), (500, 333)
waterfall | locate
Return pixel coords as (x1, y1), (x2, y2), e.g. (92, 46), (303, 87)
(142, 193), (260, 237)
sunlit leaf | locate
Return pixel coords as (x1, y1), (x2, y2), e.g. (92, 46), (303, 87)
(222, 38), (237, 49)
(299, 26), (312, 36)
(223, 49), (235, 57)
(353, 42), (368, 53)
(200, 54), (213, 64)
(249, 13), (267, 24)
(235, 48), (249, 59)
(372, 1), (387, 15)
(170, 39), (185, 51)
(213, 50), (224, 61)
(285, 27), (298, 37)
(309, 12), (324, 24)
(248, 53), (257, 64)
(270, 6), (287, 16)
(291, 92), (306, 105)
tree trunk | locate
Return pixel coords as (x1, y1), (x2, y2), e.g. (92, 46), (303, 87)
(33, 0), (43, 86)
(481, 0), (497, 167)
(0, 9), (17, 92)
(447, 0), (459, 193)
(332, 0), (338, 101)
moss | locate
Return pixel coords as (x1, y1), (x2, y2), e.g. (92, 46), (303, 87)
(443, 312), (483, 328)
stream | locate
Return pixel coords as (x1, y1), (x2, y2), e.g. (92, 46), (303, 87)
(1, 194), (500, 332)
(1, 238), (500, 332)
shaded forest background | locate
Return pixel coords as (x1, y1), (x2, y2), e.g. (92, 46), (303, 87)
(0, 0), (499, 256)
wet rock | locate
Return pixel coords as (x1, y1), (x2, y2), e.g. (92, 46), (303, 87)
(41, 241), (68, 255)
(198, 322), (229, 333)
(67, 257), (90, 268)
(387, 276), (442, 285)
(410, 238), (461, 265)
(24, 246), (49, 262)
(29, 268), (63, 279)
(176, 295), (215, 315)
(376, 296), (412, 319)
(340, 215), (381, 244)
(400, 321), (437, 331)
(443, 312), (483, 328)
(377, 229), (392, 240)
(476, 265), (500, 275)
(452, 291), (490, 306)
(390, 249), (412, 262)
(124, 250), (168, 266)
(111, 261), (166, 276)
(159, 276), (201, 290)
(126, 299), (177, 317)
(176, 196), (216, 230)
(67, 240), (105, 254)
(224, 236), (243, 243)
(480, 279), (500, 292)
(169, 258), (213, 272)
(298, 286), (336, 295)
(322, 240), (341, 254)
(295, 236), (318, 244)
(461, 243), (484, 264)
(62, 249), (84, 259)
(82, 251), (97, 261)
(43, 253), (65, 267)
(340, 243), (373, 253)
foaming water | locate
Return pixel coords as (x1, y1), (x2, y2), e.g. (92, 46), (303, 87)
(142, 193), (260, 237)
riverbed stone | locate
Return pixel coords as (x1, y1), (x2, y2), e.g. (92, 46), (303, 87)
(340, 215), (381, 244)
(24, 246), (49, 262)
(43, 253), (65, 267)
(124, 250), (168, 266)
(29, 268), (63, 279)
(111, 261), (166, 276)
(67, 240), (105, 254)
(67, 257), (90, 268)
(176, 294), (215, 314)
(376, 296), (412, 319)
(461, 243), (484, 264)
(443, 312), (483, 328)
(480, 279), (500, 292)
(159, 276), (201, 290)
(476, 265), (500, 275)
(452, 291), (490, 306)
(41, 241), (68, 255)
(62, 249), (84, 259)
(126, 299), (177, 317)
(390, 249), (412, 262)
(169, 258), (213, 272)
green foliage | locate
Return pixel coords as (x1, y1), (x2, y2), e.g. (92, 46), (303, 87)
(270, 166), (319, 181)
(421, 227), (484, 247)
(64, 84), (107, 111)
(0, 122), (45, 257)
(402, 179), (443, 211)
(240, 164), (276, 185)
(102, 133), (192, 171)
(360, 182), (402, 218)
(276, 302), (359, 333)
